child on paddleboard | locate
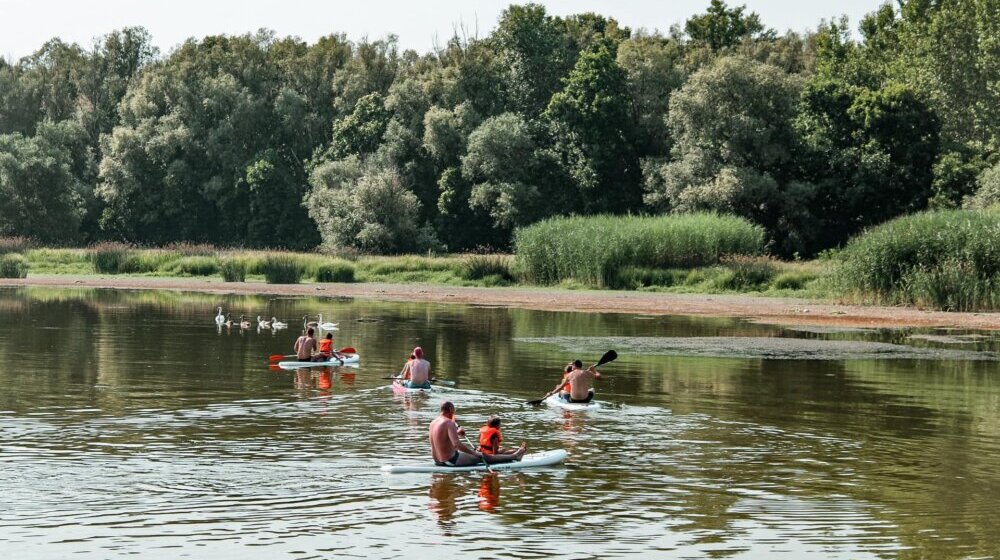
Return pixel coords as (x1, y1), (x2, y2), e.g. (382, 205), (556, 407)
(478, 416), (525, 458)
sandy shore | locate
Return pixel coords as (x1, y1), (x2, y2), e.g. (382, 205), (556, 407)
(4, 275), (999, 330)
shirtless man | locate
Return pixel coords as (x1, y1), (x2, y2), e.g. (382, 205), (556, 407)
(559, 359), (601, 403)
(429, 401), (483, 467)
(400, 346), (432, 389)
(294, 328), (317, 361)
(429, 401), (525, 467)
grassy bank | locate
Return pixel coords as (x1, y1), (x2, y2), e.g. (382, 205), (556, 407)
(9, 243), (831, 297)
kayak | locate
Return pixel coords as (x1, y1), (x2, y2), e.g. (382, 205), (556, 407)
(381, 449), (568, 474)
(390, 378), (433, 394)
(544, 393), (602, 411)
(277, 353), (360, 368)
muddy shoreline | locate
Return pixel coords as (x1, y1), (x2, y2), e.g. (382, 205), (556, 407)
(4, 275), (999, 330)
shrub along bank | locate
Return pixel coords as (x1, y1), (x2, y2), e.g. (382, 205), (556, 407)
(514, 213), (766, 288)
(837, 208), (1000, 311)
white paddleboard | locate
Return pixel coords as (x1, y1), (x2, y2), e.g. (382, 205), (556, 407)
(390, 379), (433, 394)
(544, 393), (602, 411)
(381, 449), (568, 474)
(277, 353), (360, 368)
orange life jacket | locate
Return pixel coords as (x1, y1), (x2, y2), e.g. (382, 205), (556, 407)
(479, 425), (502, 455)
(319, 339), (333, 353)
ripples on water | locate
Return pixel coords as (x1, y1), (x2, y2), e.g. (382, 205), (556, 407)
(0, 288), (997, 559)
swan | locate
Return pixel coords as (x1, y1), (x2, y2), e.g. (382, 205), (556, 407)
(304, 315), (319, 329)
(239, 315), (252, 329)
(317, 313), (338, 331)
(257, 315), (271, 329)
(224, 314), (235, 329)
(215, 307), (225, 325)
(271, 317), (287, 329)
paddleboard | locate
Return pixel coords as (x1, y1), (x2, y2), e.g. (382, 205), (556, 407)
(381, 449), (568, 474)
(277, 353), (360, 368)
(544, 393), (601, 411)
(390, 379), (433, 394)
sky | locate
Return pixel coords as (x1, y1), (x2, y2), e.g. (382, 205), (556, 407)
(0, 0), (882, 60)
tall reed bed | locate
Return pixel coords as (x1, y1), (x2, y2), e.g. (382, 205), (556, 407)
(837, 208), (1000, 311)
(514, 213), (766, 287)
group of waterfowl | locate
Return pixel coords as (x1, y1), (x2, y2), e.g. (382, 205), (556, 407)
(214, 307), (289, 331)
(214, 308), (339, 332)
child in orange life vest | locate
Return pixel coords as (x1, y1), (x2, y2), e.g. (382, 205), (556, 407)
(314, 332), (335, 361)
(478, 416), (521, 456)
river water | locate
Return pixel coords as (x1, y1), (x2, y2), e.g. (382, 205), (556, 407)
(0, 287), (997, 559)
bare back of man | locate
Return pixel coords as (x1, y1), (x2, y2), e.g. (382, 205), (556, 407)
(429, 404), (483, 467)
(294, 329), (317, 360)
(566, 366), (600, 401)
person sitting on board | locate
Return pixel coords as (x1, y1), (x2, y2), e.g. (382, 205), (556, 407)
(545, 363), (575, 402)
(478, 416), (526, 462)
(294, 328), (317, 361)
(559, 359), (600, 403)
(314, 332), (344, 361)
(430, 401), (482, 467)
(399, 346), (432, 389)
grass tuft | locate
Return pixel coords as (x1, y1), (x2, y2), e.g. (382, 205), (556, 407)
(0, 253), (29, 278)
(261, 255), (306, 284)
(315, 261), (356, 283)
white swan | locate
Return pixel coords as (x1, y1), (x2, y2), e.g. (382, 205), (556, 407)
(271, 317), (287, 329)
(239, 315), (251, 329)
(318, 313), (338, 331)
(304, 315), (319, 329)
(257, 315), (271, 329)
(215, 307), (225, 325)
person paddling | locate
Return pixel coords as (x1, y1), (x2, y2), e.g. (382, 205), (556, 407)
(399, 346), (432, 389)
(294, 328), (317, 361)
(554, 359), (600, 403)
(478, 416), (525, 461)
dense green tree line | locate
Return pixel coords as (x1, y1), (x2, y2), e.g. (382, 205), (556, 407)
(1, 2), (998, 254)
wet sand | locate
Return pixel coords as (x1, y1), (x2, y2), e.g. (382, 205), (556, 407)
(4, 274), (999, 330)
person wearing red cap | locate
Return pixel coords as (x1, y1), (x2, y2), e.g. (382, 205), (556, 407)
(400, 346), (432, 389)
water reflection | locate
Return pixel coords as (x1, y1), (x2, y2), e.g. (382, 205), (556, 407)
(0, 287), (997, 559)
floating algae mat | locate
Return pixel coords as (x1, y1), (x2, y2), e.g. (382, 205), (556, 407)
(514, 336), (1000, 361)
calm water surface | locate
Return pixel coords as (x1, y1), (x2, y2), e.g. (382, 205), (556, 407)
(0, 287), (997, 559)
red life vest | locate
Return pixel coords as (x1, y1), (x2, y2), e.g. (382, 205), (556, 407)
(318, 339), (333, 353)
(479, 425), (502, 455)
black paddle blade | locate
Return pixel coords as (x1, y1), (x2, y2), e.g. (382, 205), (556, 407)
(526, 398), (545, 406)
(594, 350), (618, 367)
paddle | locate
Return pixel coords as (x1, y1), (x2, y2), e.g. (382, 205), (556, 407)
(269, 347), (356, 362)
(461, 430), (493, 473)
(527, 350), (617, 406)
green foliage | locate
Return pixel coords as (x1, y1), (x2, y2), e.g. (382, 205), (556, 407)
(514, 213), (765, 287)
(163, 256), (219, 276)
(838, 209), (1000, 310)
(771, 270), (816, 290)
(89, 242), (134, 274)
(306, 157), (441, 254)
(684, 0), (770, 52)
(964, 162), (1000, 209)
(219, 258), (247, 282)
(545, 44), (641, 213)
(716, 255), (776, 290)
(0, 253), (29, 278)
(261, 255), (306, 284)
(460, 254), (515, 283)
(315, 261), (356, 283)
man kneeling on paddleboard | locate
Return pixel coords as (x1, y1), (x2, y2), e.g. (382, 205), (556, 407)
(400, 346), (432, 389)
(430, 402), (525, 467)
(556, 360), (601, 403)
